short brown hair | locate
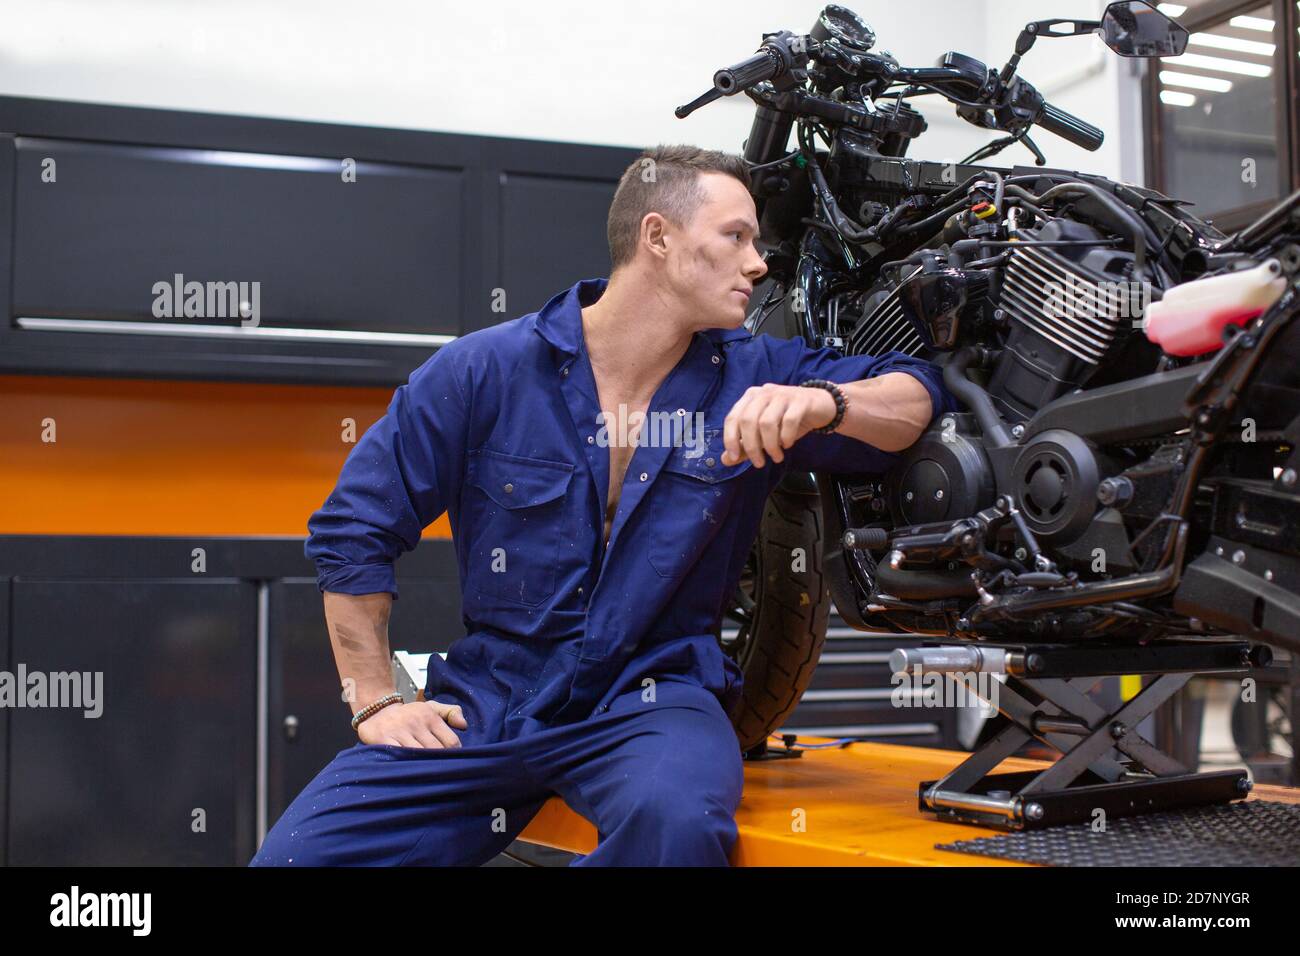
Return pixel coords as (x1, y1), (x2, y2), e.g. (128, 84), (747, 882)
(606, 144), (751, 272)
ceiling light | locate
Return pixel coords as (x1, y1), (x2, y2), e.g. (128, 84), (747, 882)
(1160, 89), (1197, 107)
(1160, 70), (1233, 92)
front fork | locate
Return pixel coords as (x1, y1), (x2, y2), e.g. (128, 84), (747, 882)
(784, 233), (889, 629)
(785, 233), (849, 346)
(815, 471), (878, 630)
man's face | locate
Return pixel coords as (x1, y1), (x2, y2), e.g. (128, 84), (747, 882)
(662, 172), (768, 332)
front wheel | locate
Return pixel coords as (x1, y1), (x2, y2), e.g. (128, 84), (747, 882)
(717, 471), (832, 751)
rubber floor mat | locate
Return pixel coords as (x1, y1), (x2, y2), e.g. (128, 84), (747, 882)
(934, 799), (1300, 866)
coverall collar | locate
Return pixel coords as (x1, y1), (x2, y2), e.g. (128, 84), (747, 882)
(530, 276), (753, 365)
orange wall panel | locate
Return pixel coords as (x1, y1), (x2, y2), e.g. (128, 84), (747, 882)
(0, 373), (452, 539)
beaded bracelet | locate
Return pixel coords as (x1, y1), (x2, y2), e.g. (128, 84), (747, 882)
(350, 692), (404, 731)
(799, 379), (849, 434)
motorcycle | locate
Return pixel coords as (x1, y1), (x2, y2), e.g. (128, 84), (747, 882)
(679, 2), (1300, 772)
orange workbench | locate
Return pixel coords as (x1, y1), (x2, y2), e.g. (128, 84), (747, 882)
(518, 738), (1300, 866)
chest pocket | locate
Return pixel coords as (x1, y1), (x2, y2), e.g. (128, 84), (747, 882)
(647, 427), (753, 579)
(465, 448), (574, 607)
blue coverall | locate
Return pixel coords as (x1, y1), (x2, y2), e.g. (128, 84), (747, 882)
(250, 276), (956, 866)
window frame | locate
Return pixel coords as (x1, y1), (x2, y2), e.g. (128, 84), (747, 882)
(1142, 0), (1299, 231)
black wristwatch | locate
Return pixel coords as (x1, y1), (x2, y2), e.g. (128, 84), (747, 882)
(799, 379), (848, 434)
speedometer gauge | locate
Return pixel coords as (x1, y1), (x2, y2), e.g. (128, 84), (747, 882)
(812, 5), (876, 52)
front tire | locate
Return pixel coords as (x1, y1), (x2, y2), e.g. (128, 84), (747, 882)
(718, 472), (832, 751)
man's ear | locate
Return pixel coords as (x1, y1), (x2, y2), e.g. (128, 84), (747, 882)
(641, 211), (670, 262)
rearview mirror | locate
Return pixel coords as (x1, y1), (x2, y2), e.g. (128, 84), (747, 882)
(1099, 0), (1189, 57)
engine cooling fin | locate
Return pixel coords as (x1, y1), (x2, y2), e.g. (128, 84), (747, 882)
(997, 241), (1131, 366)
(846, 267), (927, 358)
(987, 222), (1145, 420)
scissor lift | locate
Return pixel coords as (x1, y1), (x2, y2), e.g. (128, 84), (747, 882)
(897, 639), (1271, 830)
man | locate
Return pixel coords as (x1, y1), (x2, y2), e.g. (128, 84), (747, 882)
(250, 144), (957, 867)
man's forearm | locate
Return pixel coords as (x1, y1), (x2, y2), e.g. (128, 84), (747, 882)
(834, 371), (933, 452)
(323, 590), (398, 714)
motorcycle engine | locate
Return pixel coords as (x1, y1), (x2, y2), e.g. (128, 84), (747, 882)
(986, 218), (1143, 421)
(847, 216), (1143, 554)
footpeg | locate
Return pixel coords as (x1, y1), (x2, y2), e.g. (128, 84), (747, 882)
(842, 526), (889, 550)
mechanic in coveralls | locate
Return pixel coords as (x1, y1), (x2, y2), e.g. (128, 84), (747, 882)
(250, 144), (957, 866)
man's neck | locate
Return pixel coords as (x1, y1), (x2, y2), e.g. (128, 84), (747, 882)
(581, 271), (694, 398)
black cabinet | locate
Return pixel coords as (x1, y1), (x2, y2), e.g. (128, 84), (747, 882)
(0, 97), (636, 386)
(7, 578), (257, 865)
(14, 138), (467, 337)
(0, 535), (461, 865)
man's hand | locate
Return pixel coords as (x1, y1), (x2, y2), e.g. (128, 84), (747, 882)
(722, 373), (934, 467)
(721, 383), (836, 467)
(356, 699), (468, 748)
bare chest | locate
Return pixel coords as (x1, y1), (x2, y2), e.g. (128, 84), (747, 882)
(598, 393), (651, 549)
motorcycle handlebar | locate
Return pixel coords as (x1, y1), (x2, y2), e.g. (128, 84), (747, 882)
(1036, 100), (1104, 151)
(713, 48), (782, 95)
(691, 34), (1106, 158)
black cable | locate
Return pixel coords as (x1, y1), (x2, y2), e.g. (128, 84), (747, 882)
(960, 127), (1030, 166)
(890, 79), (991, 112)
(768, 734), (853, 750)
(745, 283), (786, 336)
(890, 195), (974, 239)
(745, 149), (801, 174)
(1003, 192), (1053, 222)
(801, 147), (875, 243)
(963, 253), (1010, 268)
(874, 86), (938, 101)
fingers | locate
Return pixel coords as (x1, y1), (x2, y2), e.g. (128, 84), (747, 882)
(755, 395), (789, 464)
(384, 720), (459, 749)
(371, 702), (467, 749)
(724, 385), (799, 467)
(427, 702), (466, 747)
(724, 386), (770, 467)
(779, 403), (802, 450)
(427, 711), (463, 748)
(433, 702), (468, 729)
(721, 393), (746, 465)
(410, 725), (445, 749)
(737, 409), (768, 467)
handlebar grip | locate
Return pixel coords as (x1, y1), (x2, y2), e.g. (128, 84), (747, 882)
(714, 48), (780, 95)
(1037, 101), (1104, 151)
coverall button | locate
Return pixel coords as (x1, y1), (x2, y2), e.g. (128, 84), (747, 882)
(561, 366), (570, 376)
(587, 435), (595, 444)
(639, 472), (648, 481)
(705, 457), (715, 467)
(676, 408), (686, 416)
(711, 355), (720, 365)
(504, 482), (514, 493)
